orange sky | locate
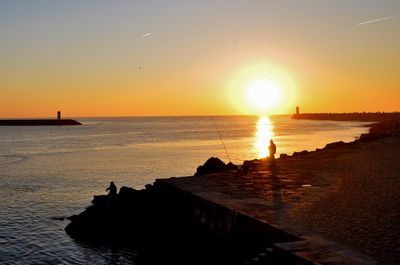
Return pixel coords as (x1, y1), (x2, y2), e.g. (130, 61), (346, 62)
(1, 1), (399, 118)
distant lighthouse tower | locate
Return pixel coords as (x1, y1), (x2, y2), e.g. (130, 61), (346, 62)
(57, 111), (61, 120)
(296, 106), (300, 115)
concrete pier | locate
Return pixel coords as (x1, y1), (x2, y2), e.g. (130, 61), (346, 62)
(154, 160), (378, 264)
(0, 119), (81, 126)
(292, 112), (400, 122)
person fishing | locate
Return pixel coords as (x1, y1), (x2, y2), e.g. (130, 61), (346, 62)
(268, 139), (276, 160)
(106, 181), (117, 197)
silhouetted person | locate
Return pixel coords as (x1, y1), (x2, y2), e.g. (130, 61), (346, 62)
(106, 181), (117, 197)
(268, 139), (276, 160)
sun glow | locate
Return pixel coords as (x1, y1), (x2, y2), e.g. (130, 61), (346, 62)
(229, 63), (297, 115)
(246, 79), (281, 110)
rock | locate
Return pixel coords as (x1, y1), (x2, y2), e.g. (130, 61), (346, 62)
(91, 195), (110, 205)
(195, 157), (227, 175)
(226, 162), (239, 171)
(66, 190), (148, 241)
(66, 215), (78, 221)
(118, 186), (138, 197)
(240, 159), (262, 173)
(292, 150), (308, 157)
(324, 141), (346, 150)
(279, 153), (289, 159)
(50, 216), (66, 221)
(358, 120), (400, 142)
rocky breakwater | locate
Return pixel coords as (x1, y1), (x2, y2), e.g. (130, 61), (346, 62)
(65, 158), (265, 264)
(66, 186), (156, 242)
(65, 158), (240, 240)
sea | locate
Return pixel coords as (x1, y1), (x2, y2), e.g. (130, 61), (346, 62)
(0, 115), (370, 264)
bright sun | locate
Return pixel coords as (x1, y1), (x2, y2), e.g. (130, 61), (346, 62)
(229, 63), (297, 115)
(246, 79), (280, 110)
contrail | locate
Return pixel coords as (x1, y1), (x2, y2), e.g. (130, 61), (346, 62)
(138, 32), (151, 39)
(358, 14), (400, 26)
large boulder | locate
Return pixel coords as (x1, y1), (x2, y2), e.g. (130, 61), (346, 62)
(195, 157), (237, 175)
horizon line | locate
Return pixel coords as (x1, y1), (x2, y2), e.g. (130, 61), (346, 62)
(1, 111), (400, 120)
(0, 113), (293, 119)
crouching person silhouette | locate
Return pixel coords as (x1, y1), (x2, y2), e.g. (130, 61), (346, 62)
(106, 181), (117, 197)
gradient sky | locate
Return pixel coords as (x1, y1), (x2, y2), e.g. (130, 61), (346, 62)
(1, 0), (399, 117)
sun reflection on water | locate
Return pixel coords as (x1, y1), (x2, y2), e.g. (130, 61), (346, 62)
(254, 116), (274, 158)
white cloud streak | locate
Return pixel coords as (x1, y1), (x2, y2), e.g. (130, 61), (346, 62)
(138, 32), (151, 39)
(358, 14), (400, 26)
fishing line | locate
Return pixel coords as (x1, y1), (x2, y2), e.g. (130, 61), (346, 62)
(211, 117), (232, 163)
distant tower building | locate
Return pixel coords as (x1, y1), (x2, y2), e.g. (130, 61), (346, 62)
(57, 111), (61, 120)
(296, 106), (300, 115)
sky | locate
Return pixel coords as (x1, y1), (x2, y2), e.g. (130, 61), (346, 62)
(0, 0), (399, 117)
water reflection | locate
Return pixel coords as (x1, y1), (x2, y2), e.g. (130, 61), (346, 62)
(254, 116), (274, 158)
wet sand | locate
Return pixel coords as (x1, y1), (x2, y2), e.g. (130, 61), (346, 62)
(277, 136), (400, 264)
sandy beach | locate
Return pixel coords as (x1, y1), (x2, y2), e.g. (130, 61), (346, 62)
(276, 136), (400, 264)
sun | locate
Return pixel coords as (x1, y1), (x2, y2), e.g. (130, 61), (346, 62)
(246, 79), (280, 110)
(228, 63), (297, 115)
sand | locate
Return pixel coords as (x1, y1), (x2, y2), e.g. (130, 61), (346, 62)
(276, 136), (400, 264)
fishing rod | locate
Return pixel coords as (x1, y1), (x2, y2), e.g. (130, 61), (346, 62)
(211, 117), (232, 163)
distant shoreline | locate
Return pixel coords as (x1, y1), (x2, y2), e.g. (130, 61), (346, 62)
(0, 119), (82, 126)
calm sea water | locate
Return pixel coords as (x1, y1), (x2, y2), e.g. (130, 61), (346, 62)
(0, 115), (369, 264)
